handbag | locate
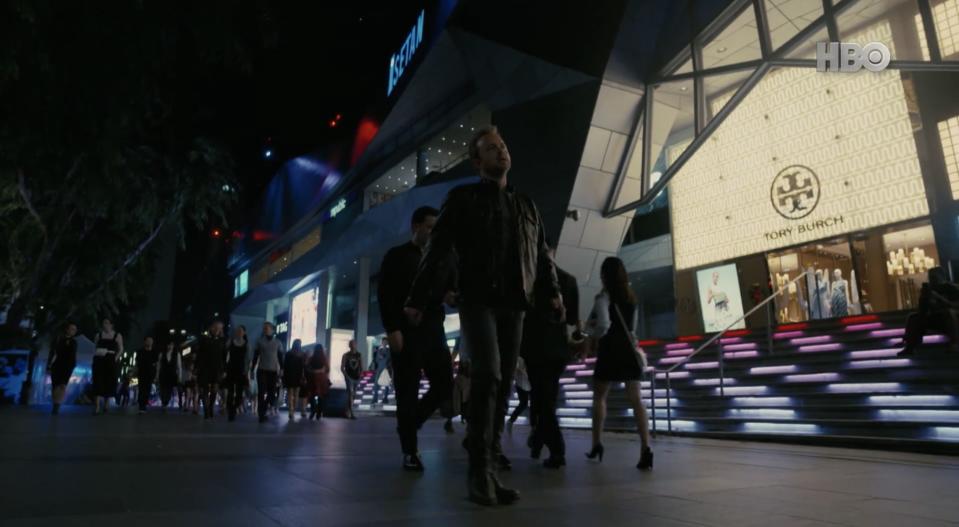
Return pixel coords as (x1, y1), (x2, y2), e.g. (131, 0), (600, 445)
(612, 303), (649, 373)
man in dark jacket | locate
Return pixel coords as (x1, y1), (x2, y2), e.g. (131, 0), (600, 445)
(900, 267), (959, 356)
(521, 245), (581, 468)
(378, 206), (455, 472)
(405, 126), (562, 506)
(196, 320), (226, 420)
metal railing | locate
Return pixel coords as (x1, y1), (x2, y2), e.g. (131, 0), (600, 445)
(650, 270), (811, 435)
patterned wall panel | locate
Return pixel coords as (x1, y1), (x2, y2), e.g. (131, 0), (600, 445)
(669, 66), (928, 271)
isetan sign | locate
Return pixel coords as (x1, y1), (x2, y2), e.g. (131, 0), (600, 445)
(387, 10), (425, 96)
(669, 66), (928, 271)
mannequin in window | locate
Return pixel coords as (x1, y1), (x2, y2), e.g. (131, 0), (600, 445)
(830, 269), (849, 317)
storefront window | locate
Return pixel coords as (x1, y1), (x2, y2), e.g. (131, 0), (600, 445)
(836, 0), (926, 61)
(881, 223), (940, 310)
(767, 237), (860, 323)
(764, 0), (825, 52)
(701, 4), (762, 69)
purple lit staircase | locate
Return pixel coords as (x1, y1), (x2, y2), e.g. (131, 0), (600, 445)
(522, 313), (959, 454)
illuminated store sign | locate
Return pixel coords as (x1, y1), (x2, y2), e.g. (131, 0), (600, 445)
(290, 287), (318, 346)
(387, 10), (425, 96)
(669, 66), (928, 271)
(329, 198), (347, 218)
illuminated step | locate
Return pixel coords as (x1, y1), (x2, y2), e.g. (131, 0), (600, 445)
(685, 361), (719, 370)
(653, 419), (697, 431)
(693, 378), (738, 386)
(557, 408), (588, 417)
(749, 365), (798, 375)
(558, 417), (592, 428)
(871, 328), (906, 338)
(742, 422), (820, 434)
(783, 373), (841, 383)
(730, 396), (794, 406)
(725, 351), (760, 359)
(716, 386), (769, 396)
(726, 408), (798, 419)
(846, 358), (911, 369)
(868, 395), (957, 406)
(655, 371), (690, 379)
(826, 382), (902, 393)
(848, 349), (900, 359)
(666, 348), (695, 356)
(722, 343), (758, 351)
(798, 343), (843, 353)
(790, 335), (832, 346)
(844, 322), (884, 331)
(562, 383), (589, 390)
(773, 331), (804, 340)
(719, 337), (743, 344)
(574, 370), (595, 377)
(877, 409), (959, 421)
(665, 343), (692, 351)
(658, 357), (685, 365)
(929, 427), (959, 441)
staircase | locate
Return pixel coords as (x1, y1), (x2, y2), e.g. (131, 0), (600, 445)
(525, 313), (959, 454)
(352, 313), (959, 454)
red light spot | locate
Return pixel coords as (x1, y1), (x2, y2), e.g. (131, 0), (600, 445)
(778, 323), (808, 331)
(638, 340), (661, 347)
(329, 120), (337, 128)
(678, 335), (704, 342)
(351, 117), (380, 165)
(723, 329), (751, 337)
(335, 114), (342, 120)
(252, 230), (276, 242)
(841, 314), (879, 325)
(211, 229), (222, 238)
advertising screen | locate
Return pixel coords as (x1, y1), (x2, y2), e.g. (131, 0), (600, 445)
(290, 287), (318, 347)
(696, 263), (746, 333)
(329, 329), (354, 389)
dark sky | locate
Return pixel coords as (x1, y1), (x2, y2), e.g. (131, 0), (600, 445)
(172, 1), (425, 326)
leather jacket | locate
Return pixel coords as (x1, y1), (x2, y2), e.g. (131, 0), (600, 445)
(406, 178), (560, 311)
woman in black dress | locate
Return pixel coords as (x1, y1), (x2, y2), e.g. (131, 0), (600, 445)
(195, 320), (226, 420)
(91, 318), (124, 415)
(282, 339), (307, 420)
(586, 257), (653, 470)
(224, 325), (251, 421)
(48, 322), (79, 415)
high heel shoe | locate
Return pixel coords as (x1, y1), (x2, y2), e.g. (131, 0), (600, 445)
(585, 443), (604, 462)
(637, 447), (653, 470)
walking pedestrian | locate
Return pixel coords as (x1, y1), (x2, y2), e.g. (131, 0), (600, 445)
(196, 320), (226, 420)
(225, 325), (251, 421)
(586, 257), (653, 470)
(181, 350), (197, 414)
(158, 341), (181, 410)
(369, 337), (394, 406)
(522, 245), (581, 468)
(307, 344), (331, 420)
(135, 336), (159, 414)
(48, 322), (78, 415)
(252, 322), (284, 423)
(378, 206), (457, 471)
(340, 339), (362, 420)
(405, 126), (562, 505)
(91, 318), (124, 415)
(506, 356), (530, 431)
(283, 339), (308, 421)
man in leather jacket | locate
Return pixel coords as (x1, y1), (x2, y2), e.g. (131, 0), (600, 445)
(405, 125), (563, 506)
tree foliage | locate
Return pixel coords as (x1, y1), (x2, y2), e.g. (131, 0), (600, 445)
(0, 0), (275, 332)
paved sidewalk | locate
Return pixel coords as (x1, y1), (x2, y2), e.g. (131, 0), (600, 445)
(0, 406), (957, 526)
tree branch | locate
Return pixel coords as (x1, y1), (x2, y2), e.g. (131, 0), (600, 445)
(16, 170), (47, 240)
(85, 194), (184, 301)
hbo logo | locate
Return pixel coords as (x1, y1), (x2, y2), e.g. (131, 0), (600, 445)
(816, 42), (890, 72)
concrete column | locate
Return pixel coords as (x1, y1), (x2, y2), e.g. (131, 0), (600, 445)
(316, 267), (334, 353)
(355, 256), (372, 364)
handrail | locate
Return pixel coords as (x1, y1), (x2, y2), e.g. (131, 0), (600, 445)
(664, 270), (811, 373)
(655, 269), (811, 434)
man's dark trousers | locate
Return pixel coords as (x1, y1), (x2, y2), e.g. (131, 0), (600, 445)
(459, 304), (525, 473)
(394, 319), (454, 455)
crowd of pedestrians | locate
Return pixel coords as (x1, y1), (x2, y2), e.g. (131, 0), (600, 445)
(43, 126), (656, 508)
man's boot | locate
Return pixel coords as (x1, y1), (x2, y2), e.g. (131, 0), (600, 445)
(490, 473), (520, 505)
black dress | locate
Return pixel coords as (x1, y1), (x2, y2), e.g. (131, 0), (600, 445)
(225, 340), (249, 387)
(593, 299), (643, 381)
(49, 336), (77, 387)
(195, 334), (226, 386)
(283, 351), (307, 389)
(92, 332), (121, 397)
